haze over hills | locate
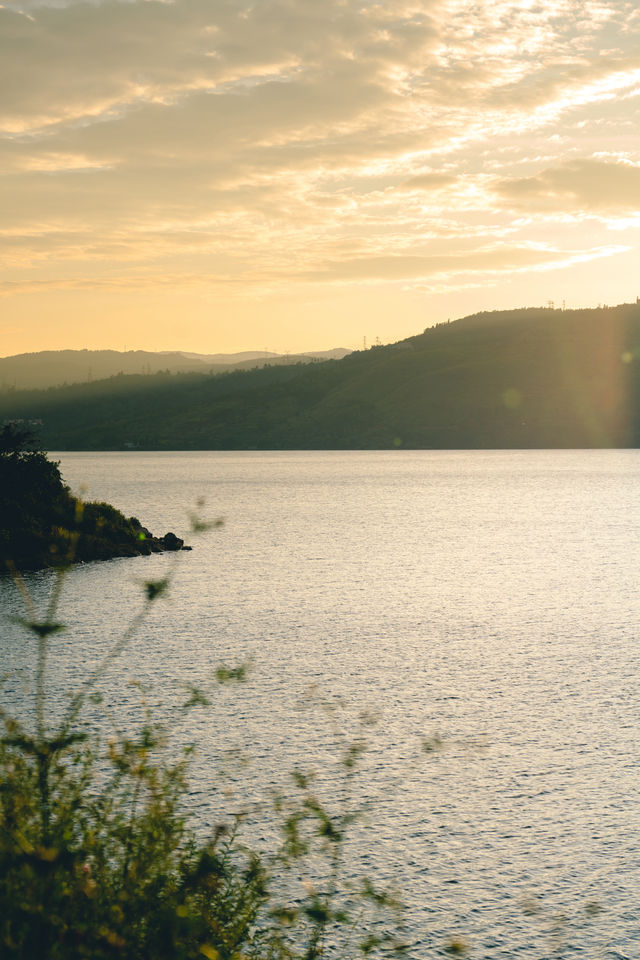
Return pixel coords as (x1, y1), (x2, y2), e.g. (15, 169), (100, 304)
(3, 302), (640, 450)
(0, 347), (352, 392)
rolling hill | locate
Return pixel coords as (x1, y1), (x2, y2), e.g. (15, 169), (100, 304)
(0, 347), (351, 391)
(2, 302), (640, 450)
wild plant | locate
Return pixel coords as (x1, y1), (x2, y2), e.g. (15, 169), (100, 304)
(0, 533), (406, 959)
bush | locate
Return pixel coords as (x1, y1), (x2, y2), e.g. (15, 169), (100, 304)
(0, 710), (267, 959)
(1, 560), (406, 959)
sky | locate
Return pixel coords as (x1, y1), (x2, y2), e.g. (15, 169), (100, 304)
(1, 0), (639, 356)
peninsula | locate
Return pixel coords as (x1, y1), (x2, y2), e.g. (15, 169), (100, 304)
(0, 425), (186, 571)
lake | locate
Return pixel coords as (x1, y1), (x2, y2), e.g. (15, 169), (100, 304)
(1, 450), (639, 958)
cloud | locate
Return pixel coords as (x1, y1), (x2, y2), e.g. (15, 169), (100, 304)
(3, 242), (627, 299)
(1, 0), (640, 351)
(495, 159), (640, 212)
(304, 244), (588, 283)
(0, 0), (441, 131)
(398, 172), (458, 191)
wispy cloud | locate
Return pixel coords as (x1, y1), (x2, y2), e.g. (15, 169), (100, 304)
(495, 158), (640, 211)
(1, 0), (639, 351)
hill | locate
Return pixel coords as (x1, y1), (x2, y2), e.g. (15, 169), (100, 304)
(0, 347), (351, 391)
(2, 302), (640, 449)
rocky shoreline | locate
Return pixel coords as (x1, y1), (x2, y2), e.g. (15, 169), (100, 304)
(5, 506), (193, 571)
(79, 518), (193, 564)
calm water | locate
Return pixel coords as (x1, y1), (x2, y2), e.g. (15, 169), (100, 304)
(2, 450), (639, 958)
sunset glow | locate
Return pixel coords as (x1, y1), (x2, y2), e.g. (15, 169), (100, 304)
(1, 0), (639, 354)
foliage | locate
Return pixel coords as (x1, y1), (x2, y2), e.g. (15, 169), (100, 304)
(0, 689), (271, 958)
(0, 425), (166, 570)
(0, 560), (406, 959)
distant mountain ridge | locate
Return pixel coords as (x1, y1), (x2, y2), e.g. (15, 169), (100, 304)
(0, 347), (352, 391)
(177, 349), (349, 364)
(3, 302), (640, 450)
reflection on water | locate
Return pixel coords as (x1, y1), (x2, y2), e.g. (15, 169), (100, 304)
(2, 450), (639, 957)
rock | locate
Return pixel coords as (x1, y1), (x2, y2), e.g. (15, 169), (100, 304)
(160, 531), (184, 551)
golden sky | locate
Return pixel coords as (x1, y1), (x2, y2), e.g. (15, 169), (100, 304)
(1, 0), (639, 355)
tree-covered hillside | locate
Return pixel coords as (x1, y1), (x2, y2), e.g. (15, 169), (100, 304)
(2, 302), (640, 450)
